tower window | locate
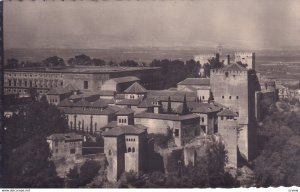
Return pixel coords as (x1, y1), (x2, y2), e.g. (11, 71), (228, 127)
(236, 96), (239, 99)
(132, 147), (135, 153)
(221, 117), (224, 120)
(108, 150), (112, 155)
(84, 81), (89, 89)
(225, 72), (229, 77)
(202, 117), (204, 122)
(174, 129), (179, 137)
(229, 96), (231, 99)
(128, 147), (131, 153)
(222, 96), (224, 99)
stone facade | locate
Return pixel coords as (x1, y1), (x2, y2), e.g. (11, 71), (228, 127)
(4, 67), (162, 95)
(234, 52), (255, 70)
(47, 133), (83, 159)
(210, 63), (257, 161)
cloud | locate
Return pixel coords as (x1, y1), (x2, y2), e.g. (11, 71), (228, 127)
(4, 0), (300, 49)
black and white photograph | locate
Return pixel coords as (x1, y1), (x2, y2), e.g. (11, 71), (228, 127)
(1, 0), (300, 190)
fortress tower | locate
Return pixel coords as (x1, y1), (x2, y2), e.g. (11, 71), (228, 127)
(210, 63), (257, 161)
(234, 52), (255, 70)
(103, 108), (147, 182)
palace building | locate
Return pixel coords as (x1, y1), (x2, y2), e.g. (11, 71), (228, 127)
(4, 66), (162, 95)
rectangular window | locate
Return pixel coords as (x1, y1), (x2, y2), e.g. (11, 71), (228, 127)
(13, 80), (17, 87)
(70, 148), (76, 154)
(174, 129), (179, 137)
(24, 80), (27, 87)
(8, 80), (11, 86)
(202, 117), (205, 122)
(221, 117), (224, 120)
(84, 81), (89, 89)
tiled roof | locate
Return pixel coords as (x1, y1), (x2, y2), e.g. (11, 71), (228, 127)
(102, 121), (118, 129)
(107, 105), (122, 113)
(90, 99), (109, 108)
(124, 82), (147, 93)
(47, 133), (83, 141)
(58, 99), (74, 107)
(191, 103), (222, 114)
(47, 87), (71, 95)
(147, 90), (197, 102)
(116, 98), (141, 106)
(109, 76), (140, 84)
(65, 84), (80, 91)
(138, 98), (156, 108)
(217, 109), (238, 117)
(221, 63), (247, 72)
(102, 125), (147, 137)
(115, 94), (125, 99)
(177, 78), (210, 86)
(60, 107), (115, 115)
(72, 98), (91, 107)
(102, 98), (115, 105)
(98, 90), (116, 96)
(135, 112), (199, 121)
(116, 107), (135, 115)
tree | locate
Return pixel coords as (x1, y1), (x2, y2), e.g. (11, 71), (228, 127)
(43, 56), (65, 67)
(181, 94), (189, 115)
(254, 103), (300, 187)
(208, 91), (214, 103)
(119, 60), (139, 67)
(5, 136), (63, 187)
(69, 54), (93, 66)
(92, 58), (106, 66)
(66, 160), (101, 187)
(4, 99), (68, 151)
(167, 96), (172, 113)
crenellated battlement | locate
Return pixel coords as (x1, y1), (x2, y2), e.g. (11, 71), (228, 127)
(234, 52), (254, 57)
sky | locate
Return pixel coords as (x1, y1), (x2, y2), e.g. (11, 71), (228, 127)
(4, 0), (300, 50)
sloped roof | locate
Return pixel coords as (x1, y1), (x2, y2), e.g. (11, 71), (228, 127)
(72, 98), (91, 107)
(135, 112), (199, 121)
(217, 109), (238, 117)
(124, 82), (147, 93)
(60, 107), (115, 115)
(147, 90), (197, 102)
(58, 99), (74, 107)
(108, 76), (140, 84)
(65, 84), (80, 91)
(47, 133), (82, 141)
(191, 103), (222, 114)
(115, 94), (125, 99)
(221, 63), (247, 72)
(116, 107), (135, 115)
(102, 121), (118, 129)
(138, 98), (156, 108)
(177, 78), (210, 86)
(107, 105), (122, 113)
(90, 99), (108, 108)
(116, 98), (142, 106)
(47, 87), (71, 95)
(102, 125), (147, 137)
(98, 90), (116, 96)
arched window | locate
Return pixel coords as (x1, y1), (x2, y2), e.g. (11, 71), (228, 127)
(225, 72), (229, 77)
(229, 96), (231, 99)
(128, 147), (132, 152)
(132, 147), (135, 152)
(108, 150), (112, 155)
(236, 96), (239, 99)
(124, 119), (127, 123)
(222, 96), (224, 99)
